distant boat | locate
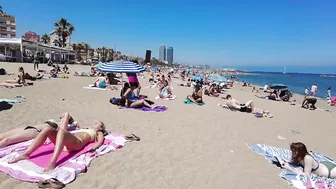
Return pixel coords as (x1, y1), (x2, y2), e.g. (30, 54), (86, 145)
(283, 66), (287, 75)
(320, 74), (336, 78)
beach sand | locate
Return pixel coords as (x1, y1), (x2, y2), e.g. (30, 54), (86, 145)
(0, 62), (335, 189)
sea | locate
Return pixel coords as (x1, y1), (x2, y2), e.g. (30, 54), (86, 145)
(235, 72), (336, 98)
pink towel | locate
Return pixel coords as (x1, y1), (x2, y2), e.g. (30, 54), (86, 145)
(29, 139), (111, 168)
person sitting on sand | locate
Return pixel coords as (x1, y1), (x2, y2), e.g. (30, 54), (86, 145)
(223, 94), (255, 113)
(94, 76), (108, 89)
(281, 142), (336, 178)
(0, 67), (27, 88)
(208, 83), (220, 97)
(122, 82), (152, 108)
(158, 80), (173, 99)
(63, 64), (69, 74)
(187, 83), (203, 105)
(301, 96), (317, 110)
(0, 114), (76, 148)
(9, 112), (106, 171)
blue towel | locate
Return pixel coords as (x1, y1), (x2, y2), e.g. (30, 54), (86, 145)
(248, 144), (336, 188)
(0, 99), (24, 103)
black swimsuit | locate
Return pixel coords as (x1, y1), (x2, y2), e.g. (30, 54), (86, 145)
(24, 126), (41, 132)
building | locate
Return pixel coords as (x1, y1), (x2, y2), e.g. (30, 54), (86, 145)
(23, 31), (40, 42)
(145, 50), (151, 63)
(159, 44), (166, 61)
(167, 46), (173, 65)
(50, 30), (71, 49)
(0, 13), (16, 38)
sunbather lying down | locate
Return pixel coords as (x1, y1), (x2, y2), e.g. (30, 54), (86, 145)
(222, 94), (255, 113)
(0, 113), (76, 148)
(281, 142), (336, 178)
(9, 112), (140, 171)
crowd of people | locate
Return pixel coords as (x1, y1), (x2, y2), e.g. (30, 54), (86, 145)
(1, 63), (335, 183)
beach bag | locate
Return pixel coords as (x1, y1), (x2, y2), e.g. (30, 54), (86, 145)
(110, 97), (122, 106)
(0, 68), (6, 75)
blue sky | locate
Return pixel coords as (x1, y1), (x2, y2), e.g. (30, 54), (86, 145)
(2, 0), (336, 72)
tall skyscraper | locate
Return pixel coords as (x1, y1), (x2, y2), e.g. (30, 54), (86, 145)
(167, 46), (174, 65)
(159, 44), (166, 61)
(145, 50), (151, 63)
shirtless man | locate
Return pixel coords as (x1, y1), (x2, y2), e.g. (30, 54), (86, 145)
(224, 94), (255, 113)
(94, 76), (108, 88)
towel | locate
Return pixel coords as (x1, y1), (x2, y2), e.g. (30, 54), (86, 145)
(155, 95), (177, 100)
(248, 144), (336, 189)
(120, 106), (168, 112)
(83, 85), (110, 91)
(184, 98), (205, 105)
(0, 99), (24, 103)
(0, 133), (126, 184)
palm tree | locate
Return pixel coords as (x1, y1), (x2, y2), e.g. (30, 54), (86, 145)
(54, 18), (75, 48)
(77, 43), (84, 60)
(82, 43), (89, 62)
(0, 6), (3, 14)
(41, 34), (50, 44)
(53, 39), (61, 47)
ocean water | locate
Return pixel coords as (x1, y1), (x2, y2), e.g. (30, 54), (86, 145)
(236, 72), (336, 98)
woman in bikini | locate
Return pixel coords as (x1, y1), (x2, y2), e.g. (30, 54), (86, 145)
(0, 114), (75, 148)
(0, 67), (26, 88)
(187, 84), (203, 105)
(158, 80), (172, 99)
(123, 82), (152, 108)
(282, 142), (336, 178)
(9, 112), (106, 171)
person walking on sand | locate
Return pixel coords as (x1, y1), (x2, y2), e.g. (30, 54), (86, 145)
(33, 57), (39, 71)
(326, 87), (332, 104)
(305, 88), (309, 97)
(311, 83), (317, 96)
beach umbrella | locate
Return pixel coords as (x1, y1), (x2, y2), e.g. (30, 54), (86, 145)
(98, 60), (146, 73)
(269, 84), (288, 90)
(208, 75), (227, 83)
(192, 75), (202, 81)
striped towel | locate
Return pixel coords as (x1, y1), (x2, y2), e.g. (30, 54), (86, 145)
(248, 144), (336, 189)
(0, 133), (126, 184)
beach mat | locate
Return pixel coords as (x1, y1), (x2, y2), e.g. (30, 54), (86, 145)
(83, 85), (111, 91)
(248, 144), (336, 189)
(184, 98), (205, 105)
(120, 106), (167, 112)
(0, 133), (126, 184)
(155, 95), (177, 100)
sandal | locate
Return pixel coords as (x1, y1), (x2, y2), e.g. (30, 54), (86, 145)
(37, 178), (65, 189)
(125, 134), (140, 141)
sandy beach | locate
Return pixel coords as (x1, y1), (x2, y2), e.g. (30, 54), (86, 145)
(1, 62), (336, 189)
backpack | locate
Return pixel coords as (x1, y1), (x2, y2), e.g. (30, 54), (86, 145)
(0, 68), (6, 75)
(204, 89), (210, 96)
(110, 97), (121, 106)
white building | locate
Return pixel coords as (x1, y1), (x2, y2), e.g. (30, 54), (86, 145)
(49, 30), (71, 49)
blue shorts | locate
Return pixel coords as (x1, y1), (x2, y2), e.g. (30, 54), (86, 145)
(99, 82), (106, 88)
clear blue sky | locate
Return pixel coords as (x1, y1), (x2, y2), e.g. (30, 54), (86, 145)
(2, 0), (336, 72)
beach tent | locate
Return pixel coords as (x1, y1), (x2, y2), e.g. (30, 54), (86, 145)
(269, 84), (288, 90)
(98, 60), (146, 73)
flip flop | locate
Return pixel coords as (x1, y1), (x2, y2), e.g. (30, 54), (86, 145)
(37, 178), (65, 189)
(125, 134), (140, 141)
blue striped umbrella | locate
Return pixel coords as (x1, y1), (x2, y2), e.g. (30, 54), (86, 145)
(98, 60), (146, 73)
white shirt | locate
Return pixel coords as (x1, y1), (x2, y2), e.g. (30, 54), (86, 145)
(263, 85), (268, 91)
(311, 85), (317, 92)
